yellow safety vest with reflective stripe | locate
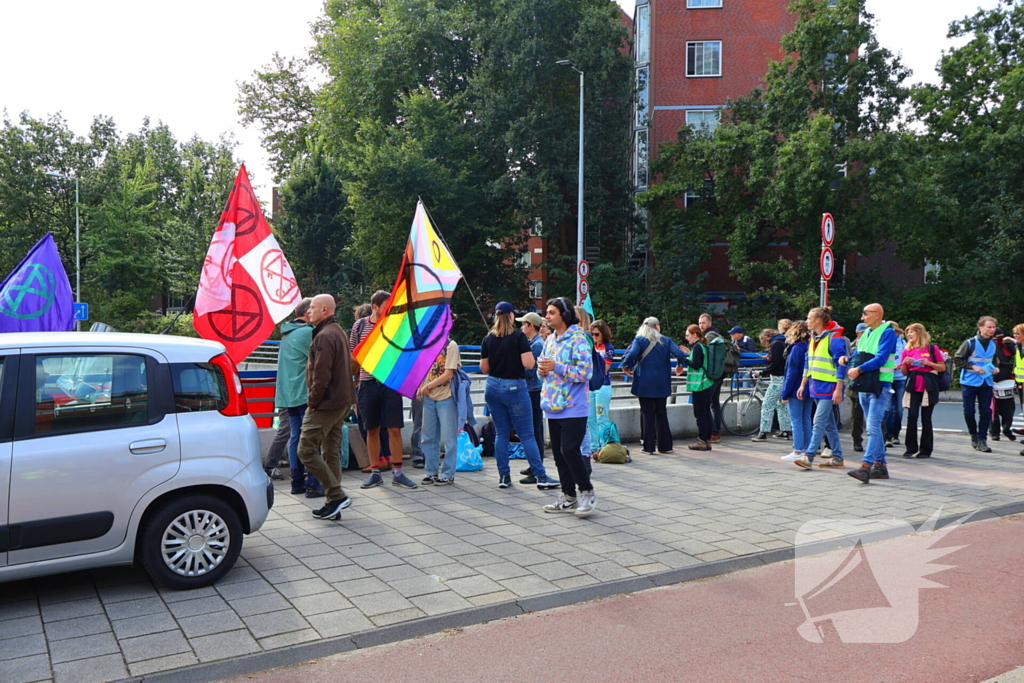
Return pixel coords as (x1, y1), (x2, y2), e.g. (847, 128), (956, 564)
(857, 322), (896, 383)
(1015, 346), (1024, 384)
(807, 331), (837, 382)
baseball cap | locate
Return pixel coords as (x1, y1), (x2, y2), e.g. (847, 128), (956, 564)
(856, 323), (867, 332)
(728, 326), (744, 335)
(495, 301), (515, 315)
(516, 312), (545, 327)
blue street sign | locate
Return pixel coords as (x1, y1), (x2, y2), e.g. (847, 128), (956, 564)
(73, 302), (89, 321)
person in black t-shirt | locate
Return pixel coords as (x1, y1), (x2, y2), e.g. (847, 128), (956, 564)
(480, 302), (559, 491)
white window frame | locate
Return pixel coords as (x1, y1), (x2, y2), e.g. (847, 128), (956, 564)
(686, 41), (722, 78)
(530, 217), (543, 237)
(529, 280), (544, 299)
(634, 129), (649, 189)
(686, 109), (720, 132)
(687, 0), (722, 7)
(635, 3), (651, 64)
(636, 67), (650, 127)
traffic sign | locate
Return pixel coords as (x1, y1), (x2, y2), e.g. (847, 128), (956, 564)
(578, 260), (590, 279)
(73, 302), (89, 321)
(578, 278), (590, 298)
(821, 213), (835, 246)
(820, 247), (835, 281)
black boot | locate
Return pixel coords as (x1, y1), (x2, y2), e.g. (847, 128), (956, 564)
(869, 462), (889, 479)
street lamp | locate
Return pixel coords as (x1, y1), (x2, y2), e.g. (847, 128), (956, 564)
(45, 171), (81, 331)
(556, 59), (585, 306)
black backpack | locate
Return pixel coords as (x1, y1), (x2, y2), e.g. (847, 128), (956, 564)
(589, 342), (607, 391)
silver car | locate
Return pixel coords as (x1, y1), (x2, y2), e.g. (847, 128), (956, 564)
(0, 332), (272, 589)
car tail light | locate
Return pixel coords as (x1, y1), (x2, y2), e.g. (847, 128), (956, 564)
(210, 353), (249, 416)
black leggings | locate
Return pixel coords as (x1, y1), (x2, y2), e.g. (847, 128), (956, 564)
(548, 416), (592, 497)
(693, 387), (714, 442)
(990, 397), (1016, 437)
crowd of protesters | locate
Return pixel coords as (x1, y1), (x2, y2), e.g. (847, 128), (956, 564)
(267, 294), (1024, 521)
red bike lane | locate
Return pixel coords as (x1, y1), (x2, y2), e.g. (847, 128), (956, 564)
(218, 514), (1024, 683)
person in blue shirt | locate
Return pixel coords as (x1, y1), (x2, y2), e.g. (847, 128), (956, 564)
(841, 303), (897, 483)
(952, 316), (999, 452)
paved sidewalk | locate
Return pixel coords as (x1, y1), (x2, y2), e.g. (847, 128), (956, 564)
(1, 432), (1023, 683)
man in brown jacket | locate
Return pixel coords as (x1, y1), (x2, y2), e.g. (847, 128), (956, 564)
(298, 294), (358, 520)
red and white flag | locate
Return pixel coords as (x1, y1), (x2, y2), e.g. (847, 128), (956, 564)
(193, 165), (301, 364)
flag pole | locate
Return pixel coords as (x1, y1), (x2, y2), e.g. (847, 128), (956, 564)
(419, 199), (490, 331)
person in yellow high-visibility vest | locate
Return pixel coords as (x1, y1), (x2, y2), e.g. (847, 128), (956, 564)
(794, 307), (848, 470)
(1013, 324), (1024, 454)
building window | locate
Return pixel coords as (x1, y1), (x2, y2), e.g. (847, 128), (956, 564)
(686, 109), (720, 132)
(685, 179), (714, 207)
(530, 217), (543, 237)
(635, 4), (650, 64)
(687, 0), (722, 7)
(529, 280), (544, 299)
(636, 67), (649, 127)
(634, 129), (649, 189)
(687, 41), (722, 77)
(515, 249), (531, 270)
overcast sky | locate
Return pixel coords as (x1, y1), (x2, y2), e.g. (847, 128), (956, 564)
(0, 0), (1000, 210)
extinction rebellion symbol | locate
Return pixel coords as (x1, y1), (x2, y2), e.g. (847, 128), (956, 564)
(0, 263), (56, 320)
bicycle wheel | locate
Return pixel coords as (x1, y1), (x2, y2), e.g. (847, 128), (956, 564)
(721, 392), (763, 437)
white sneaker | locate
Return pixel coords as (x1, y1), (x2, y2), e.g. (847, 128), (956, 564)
(543, 494), (577, 513)
(575, 491), (597, 517)
(821, 448), (833, 458)
(780, 452), (803, 462)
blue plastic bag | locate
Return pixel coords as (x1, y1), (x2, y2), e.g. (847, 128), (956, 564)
(508, 442), (526, 459)
(455, 430), (484, 472)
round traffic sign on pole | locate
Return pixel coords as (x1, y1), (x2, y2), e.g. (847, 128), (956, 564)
(821, 213), (835, 247)
(578, 278), (589, 298)
(820, 247), (835, 281)
(578, 260), (590, 279)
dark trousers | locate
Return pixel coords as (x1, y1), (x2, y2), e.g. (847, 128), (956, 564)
(529, 390), (545, 458)
(692, 386), (714, 442)
(266, 406), (289, 469)
(850, 389), (864, 445)
(962, 383), (994, 438)
(990, 397), (1016, 437)
(548, 416), (591, 497)
(904, 390), (936, 456)
(710, 378), (724, 435)
(639, 396), (671, 453)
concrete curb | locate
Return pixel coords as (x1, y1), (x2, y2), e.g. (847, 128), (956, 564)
(125, 501), (1024, 683)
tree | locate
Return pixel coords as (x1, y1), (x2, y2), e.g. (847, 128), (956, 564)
(641, 0), (926, 295)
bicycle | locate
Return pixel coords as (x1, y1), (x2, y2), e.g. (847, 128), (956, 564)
(720, 372), (769, 436)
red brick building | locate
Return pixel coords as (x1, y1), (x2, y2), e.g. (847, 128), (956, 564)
(632, 0), (798, 298)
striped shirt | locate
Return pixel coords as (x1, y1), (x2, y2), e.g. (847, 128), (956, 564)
(349, 317), (375, 382)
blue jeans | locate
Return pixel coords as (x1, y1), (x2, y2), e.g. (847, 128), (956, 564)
(961, 383), (994, 438)
(805, 397), (842, 462)
(288, 405), (319, 489)
(422, 395), (458, 480)
(484, 377), (548, 480)
(859, 389), (891, 465)
(786, 397), (814, 454)
(884, 379), (906, 440)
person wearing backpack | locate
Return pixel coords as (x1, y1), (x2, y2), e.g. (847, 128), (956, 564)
(899, 323), (946, 458)
(681, 324), (716, 451)
(699, 313), (730, 442)
(842, 303), (897, 483)
(952, 316), (999, 452)
(620, 316), (688, 454)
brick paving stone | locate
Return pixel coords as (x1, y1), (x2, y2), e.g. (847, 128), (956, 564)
(110, 611), (177, 639)
(442, 575), (505, 598)
(0, 653), (50, 683)
(177, 611), (245, 639)
(230, 592), (292, 618)
(103, 597), (168, 622)
(579, 561), (638, 581)
(127, 652), (199, 677)
(468, 590), (518, 607)
(0, 634), (48, 661)
(498, 575), (559, 598)
(215, 579), (277, 601)
(332, 577), (390, 598)
(408, 591), (475, 616)
(37, 584), (97, 606)
(349, 591), (418, 617)
(307, 609), (374, 638)
(0, 601), (40, 622)
(158, 585), (218, 603)
(247, 554), (303, 572)
(274, 578), (335, 599)
(166, 595), (230, 619)
(242, 609), (311, 639)
(370, 608), (428, 627)
(96, 583), (156, 604)
(52, 653), (126, 683)
(39, 599), (104, 624)
(45, 615), (111, 642)
(119, 630), (190, 663)
(316, 564), (372, 583)
(189, 630), (260, 663)
(49, 632), (119, 664)
(695, 549), (737, 562)
(351, 553), (405, 570)
(258, 628), (322, 650)
(289, 593), (354, 616)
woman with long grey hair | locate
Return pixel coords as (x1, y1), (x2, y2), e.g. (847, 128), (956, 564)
(620, 317), (688, 454)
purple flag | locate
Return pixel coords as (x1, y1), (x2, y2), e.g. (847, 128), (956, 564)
(0, 233), (75, 333)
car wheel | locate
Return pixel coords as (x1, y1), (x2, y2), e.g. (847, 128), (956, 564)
(140, 494), (243, 590)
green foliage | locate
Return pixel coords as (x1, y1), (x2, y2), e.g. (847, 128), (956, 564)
(0, 112), (240, 330)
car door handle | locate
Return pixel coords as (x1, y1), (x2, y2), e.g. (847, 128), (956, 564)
(130, 439), (167, 455)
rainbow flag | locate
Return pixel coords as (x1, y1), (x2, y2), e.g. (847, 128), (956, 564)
(353, 201), (463, 398)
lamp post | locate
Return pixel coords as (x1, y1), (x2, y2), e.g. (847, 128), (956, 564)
(46, 171), (81, 331)
(556, 59), (585, 306)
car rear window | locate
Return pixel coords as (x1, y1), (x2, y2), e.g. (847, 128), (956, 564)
(170, 363), (228, 413)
